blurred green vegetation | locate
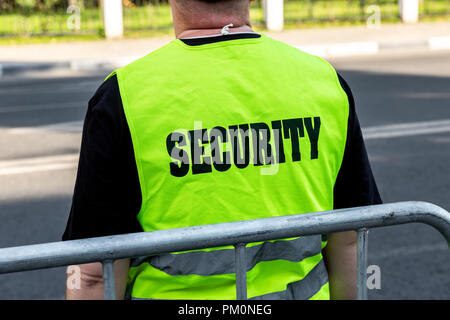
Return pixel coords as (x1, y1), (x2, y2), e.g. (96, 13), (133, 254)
(0, 0), (449, 45)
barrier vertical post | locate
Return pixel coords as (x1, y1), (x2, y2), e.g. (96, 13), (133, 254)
(357, 228), (369, 300)
(235, 243), (248, 300)
(102, 259), (116, 300)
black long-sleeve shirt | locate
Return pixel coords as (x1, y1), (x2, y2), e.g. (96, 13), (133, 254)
(62, 34), (382, 241)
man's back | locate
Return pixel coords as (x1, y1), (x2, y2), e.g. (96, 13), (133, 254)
(63, 0), (381, 301)
(112, 34), (348, 299)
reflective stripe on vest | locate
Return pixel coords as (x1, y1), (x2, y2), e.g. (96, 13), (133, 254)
(111, 34), (349, 300)
(130, 259), (329, 300)
(130, 235), (323, 275)
(126, 236), (328, 299)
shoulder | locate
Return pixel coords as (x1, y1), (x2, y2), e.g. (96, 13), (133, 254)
(84, 74), (126, 138)
(263, 35), (336, 70)
(263, 36), (346, 97)
(89, 74), (121, 111)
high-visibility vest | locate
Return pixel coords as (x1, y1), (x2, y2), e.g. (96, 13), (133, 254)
(108, 34), (349, 300)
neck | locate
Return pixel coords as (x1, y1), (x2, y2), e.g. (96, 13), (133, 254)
(176, 24), (255, 39)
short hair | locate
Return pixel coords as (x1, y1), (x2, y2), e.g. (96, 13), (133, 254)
(173, 0), (249, 16)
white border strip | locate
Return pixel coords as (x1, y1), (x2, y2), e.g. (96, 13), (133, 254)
(296, 41), (379, 58)
(328, 41), (379, 57)
(428, 36), (450, 50)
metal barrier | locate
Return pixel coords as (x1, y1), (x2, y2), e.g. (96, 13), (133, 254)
(0, 201), (449, 300)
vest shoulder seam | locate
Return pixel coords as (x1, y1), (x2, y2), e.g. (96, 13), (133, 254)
(114, 68), (148, 222)
(313, 56), (350, 192)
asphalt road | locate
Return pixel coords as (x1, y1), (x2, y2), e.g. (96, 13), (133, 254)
(0, 49), (449, 300)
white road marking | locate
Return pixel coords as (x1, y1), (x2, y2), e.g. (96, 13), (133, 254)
(0, 154), (78, 176)
(7, 120), (84, 134)
(362, 119), (450, 140)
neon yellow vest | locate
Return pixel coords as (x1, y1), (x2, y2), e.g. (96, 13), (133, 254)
(109, 34), (349, 300)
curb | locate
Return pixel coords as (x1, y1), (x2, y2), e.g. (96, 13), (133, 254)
(296, 35), (450, 58)
(0, 56), (142, 78)
(0, 61), (72, 77)
(1, 36), (450, 78)
(68, 55), (142, 72)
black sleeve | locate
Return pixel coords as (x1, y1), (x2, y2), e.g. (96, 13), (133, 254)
(62, 75), (142, 241)
(333, 74), (383, 209)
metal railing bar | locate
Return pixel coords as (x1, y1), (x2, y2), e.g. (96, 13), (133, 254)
(0, 202), (448, 275)
(102, 259), (116, 300)
(234, 243), (248, 300)
(356, 228), (369, 300)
